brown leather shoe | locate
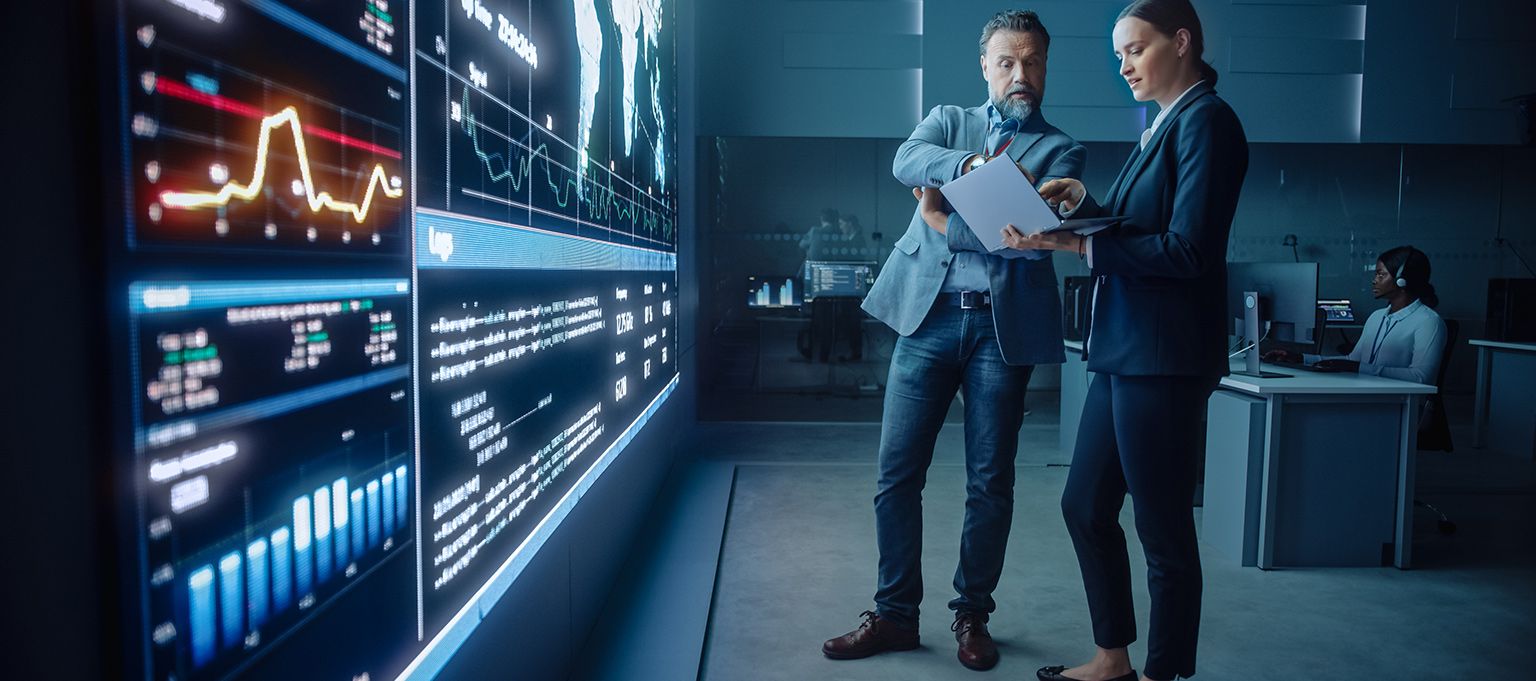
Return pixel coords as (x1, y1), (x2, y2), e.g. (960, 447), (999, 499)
(953, 612), (999, 671)
(822, 611), (920, 659)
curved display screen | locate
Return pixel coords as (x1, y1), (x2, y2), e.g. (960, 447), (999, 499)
(104, 1), (677, 678)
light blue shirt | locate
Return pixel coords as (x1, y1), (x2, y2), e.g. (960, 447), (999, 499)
(942, 105), (1025, 293)
(1306, 299), (1447, 384)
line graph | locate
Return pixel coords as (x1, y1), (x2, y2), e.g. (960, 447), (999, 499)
(449, 85), (674, 244)
(158, 105), (403, 224)
(128, 35), (406, 250)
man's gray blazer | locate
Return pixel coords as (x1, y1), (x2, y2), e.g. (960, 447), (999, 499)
(862, 103), (1087, 366)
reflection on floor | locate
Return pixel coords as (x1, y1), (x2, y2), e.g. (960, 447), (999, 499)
(687, 395), (1536, 680)
(576, 389), (1535, 679)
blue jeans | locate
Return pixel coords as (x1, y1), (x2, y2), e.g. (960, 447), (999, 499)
(873, 303), (1032, 628)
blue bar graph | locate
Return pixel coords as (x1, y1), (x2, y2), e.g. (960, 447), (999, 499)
(382, 472), (396, 536)
(181, 466), (413, 669)
(366, 480), (382, 548)
(313, 486), (333, 582)
(246, 539), (270, 630)
(188, 566), (217, 667)
(394, 464), (408, 530)
(218, 552), (243, 650)
(332, 478), (350, 568)
(270, 527), (292, 611)
(293, 496), (313, 596)
(350, 488), (366, 557)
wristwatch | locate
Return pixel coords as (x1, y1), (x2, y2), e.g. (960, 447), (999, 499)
(964, 154), (988, 174)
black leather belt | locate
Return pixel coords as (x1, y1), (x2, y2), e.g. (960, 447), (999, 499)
(937, 291), (991, 309)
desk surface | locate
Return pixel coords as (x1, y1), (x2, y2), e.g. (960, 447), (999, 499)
(1219, 360), (1436, 396)
(1469, 339), (1536, 353)
(1059, 341), (1431, 395)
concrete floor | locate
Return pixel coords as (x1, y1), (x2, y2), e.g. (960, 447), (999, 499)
(692, 415), (1536, 680)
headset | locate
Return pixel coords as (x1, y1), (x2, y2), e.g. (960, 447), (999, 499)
(1393, 247), (1420, 289)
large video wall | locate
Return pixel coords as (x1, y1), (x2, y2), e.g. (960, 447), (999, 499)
(104, 1), (677, 678)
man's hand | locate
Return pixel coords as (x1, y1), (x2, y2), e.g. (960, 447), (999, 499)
(1000, 224), (1080, 253)
(1038, 178), (1086, 214)
(912, 186), (950, 235)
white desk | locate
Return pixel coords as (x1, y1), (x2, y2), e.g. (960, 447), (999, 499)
(1470, 340), (1536, 457)
(1056, 345), (1436, 568)
(1206, 361), (1435, 570)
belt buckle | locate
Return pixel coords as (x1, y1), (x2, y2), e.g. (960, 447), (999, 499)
(959, 291), (987, 309)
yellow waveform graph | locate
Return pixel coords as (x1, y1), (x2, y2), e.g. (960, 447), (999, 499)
(158, 106), (403, 224)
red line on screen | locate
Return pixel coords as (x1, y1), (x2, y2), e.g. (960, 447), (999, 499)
(155, 77), (403, 160)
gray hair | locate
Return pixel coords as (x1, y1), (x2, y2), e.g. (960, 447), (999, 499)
(978, 9), (1051, 56)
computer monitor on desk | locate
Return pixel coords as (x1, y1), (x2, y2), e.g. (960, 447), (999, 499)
(747, 275), (801, 309)
(1317, 299), (1355, 324)
(804, 261), (876, 301)
(1227, 262), (1319, 377)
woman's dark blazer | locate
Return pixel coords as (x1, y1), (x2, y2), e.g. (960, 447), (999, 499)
(1076, 82), (1248, 378)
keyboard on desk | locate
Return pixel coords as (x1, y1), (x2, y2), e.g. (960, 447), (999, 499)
(1268, 359), (1345, 373)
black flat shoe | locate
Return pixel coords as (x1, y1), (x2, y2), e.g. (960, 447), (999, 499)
(1036, 666), (1138, 681)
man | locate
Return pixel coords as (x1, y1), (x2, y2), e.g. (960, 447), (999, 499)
(822, 9), (1085, 672)
(802, 209), (872, 261)
(798, 208), (842, 260)
(834, 213), (872, 261)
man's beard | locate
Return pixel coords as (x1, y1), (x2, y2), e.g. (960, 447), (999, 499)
(991, 84), (1038, 122)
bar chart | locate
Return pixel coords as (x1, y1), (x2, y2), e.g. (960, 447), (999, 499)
(180, 461), (410, 671)
(749, 277), (796, 308)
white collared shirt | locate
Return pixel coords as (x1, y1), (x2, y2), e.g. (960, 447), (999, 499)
(1306, 299), (1447, 384)
(1142, 80), (1206, 150)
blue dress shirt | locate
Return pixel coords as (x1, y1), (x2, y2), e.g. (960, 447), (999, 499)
(942, 106), (1026, 293)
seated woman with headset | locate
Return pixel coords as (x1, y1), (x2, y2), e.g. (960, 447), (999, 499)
(1266, 245), (1448, 383)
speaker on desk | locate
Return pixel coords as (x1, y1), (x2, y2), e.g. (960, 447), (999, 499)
(1486, 278), (1536, 342)
(1063, 276), (1094, 342)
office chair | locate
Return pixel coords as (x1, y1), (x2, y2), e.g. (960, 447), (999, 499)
(1414, 318), (1460, 535)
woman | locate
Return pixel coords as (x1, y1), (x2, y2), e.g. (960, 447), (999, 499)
(1002, 1), (1247, 679)
(1266, 246), (1448, 383)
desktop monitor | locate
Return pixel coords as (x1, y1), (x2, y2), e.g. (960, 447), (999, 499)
(804, 261), (876, 301)
(747, 275), (802, 309)
(1487, 278), (1536, 342)
(1227, 262), (1320, 344)
(1317, 299), (1356, 324)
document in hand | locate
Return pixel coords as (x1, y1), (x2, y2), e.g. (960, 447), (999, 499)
(938, 158), (1122, 252)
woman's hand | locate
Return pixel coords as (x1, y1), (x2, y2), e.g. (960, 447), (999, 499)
(1261, 349), (1298, 363)
(1001, 225), (1081, 253)
(1038, 177), (1086, 213)
(912, 186), (950, 234)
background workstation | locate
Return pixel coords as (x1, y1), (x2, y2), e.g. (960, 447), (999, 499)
(2, 1), (1534, 680)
